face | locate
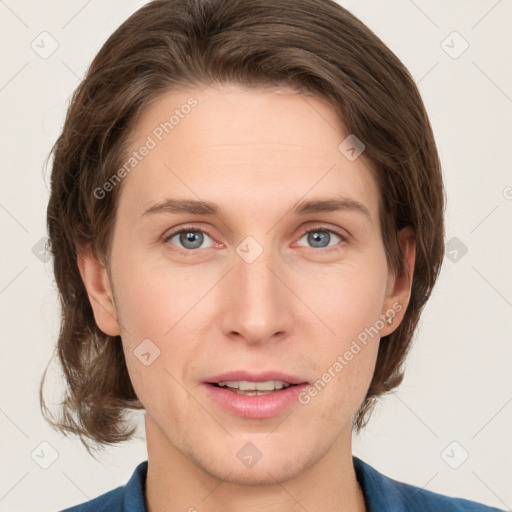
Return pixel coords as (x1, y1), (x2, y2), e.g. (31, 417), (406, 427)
(81, 83), (414, 485)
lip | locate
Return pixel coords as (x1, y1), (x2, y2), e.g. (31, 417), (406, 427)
(202, 381), (309, 419)
(202, 371), (309, 419)
(203, 370), (308, 385)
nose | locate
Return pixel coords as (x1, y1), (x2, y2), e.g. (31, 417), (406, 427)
(219, 243), (294, 345)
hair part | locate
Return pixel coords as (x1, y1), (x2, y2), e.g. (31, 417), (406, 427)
(41, 0), (445, 453)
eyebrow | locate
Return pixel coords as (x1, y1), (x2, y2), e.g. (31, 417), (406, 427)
(141, 197), (371, 220)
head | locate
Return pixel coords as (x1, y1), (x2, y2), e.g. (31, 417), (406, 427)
(41, 0), (445, 476)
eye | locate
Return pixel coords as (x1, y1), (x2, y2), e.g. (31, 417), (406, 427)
(164, 225), (346, 255)
(296, 227), (345, 250)
(165, 228), (215, 254)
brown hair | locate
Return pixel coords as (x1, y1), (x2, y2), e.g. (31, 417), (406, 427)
(40, 0), (445, 453)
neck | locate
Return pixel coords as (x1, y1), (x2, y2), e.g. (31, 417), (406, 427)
(144, 417), (366, 512)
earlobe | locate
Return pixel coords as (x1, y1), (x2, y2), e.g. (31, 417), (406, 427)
(382, 226), (416, 334)
(77, 244), (120, 337)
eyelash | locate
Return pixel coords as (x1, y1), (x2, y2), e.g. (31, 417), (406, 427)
(164, 224), (347, 256)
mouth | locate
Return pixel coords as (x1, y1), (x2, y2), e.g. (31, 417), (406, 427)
(202, 373), (310, 418)
(203, 370), (309, 397)
(207, 380), (299, 396)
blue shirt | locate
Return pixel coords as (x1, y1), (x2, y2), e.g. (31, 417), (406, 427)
(59, 456), (506, 511)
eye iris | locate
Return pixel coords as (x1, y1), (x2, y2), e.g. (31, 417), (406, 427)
(180, 231), (203, 249)
(308, 230), (330, 248)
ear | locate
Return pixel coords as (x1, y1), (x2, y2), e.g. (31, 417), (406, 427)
(381, 226), (416, 336)
(77, 244), (120, 337)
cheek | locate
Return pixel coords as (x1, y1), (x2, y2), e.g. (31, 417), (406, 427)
(301, 333), (380, 424)
(112, 266), (200, 416)
(292, 259), (386, 406)
(298, 254), (389, 338)
(112, 258), (196, 337)
(111, 259), (209, 391)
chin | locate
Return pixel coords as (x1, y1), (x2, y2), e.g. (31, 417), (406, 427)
(204, 456), (310, 486)
(187, 435), (319, 486)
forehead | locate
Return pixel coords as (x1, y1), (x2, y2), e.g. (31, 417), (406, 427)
(118, 84), (380, 224)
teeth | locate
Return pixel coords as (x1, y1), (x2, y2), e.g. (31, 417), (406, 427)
(217, 380), (291, 391)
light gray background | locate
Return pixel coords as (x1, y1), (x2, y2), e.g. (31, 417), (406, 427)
(1, 1), (511, 511)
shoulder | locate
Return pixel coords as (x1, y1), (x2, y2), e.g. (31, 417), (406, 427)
(57, 460), (148, 512)
(353, 456), (506, 512)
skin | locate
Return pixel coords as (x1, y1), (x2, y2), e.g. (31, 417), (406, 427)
(78, 83), (415, 512)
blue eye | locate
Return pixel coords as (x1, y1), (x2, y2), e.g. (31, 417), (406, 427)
(166, 229), (215, 252)
(164, 225), (346, 255)
(297, 228), (344, 249)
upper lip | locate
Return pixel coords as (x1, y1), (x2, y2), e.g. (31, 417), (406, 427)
(204, 370), (308, 385)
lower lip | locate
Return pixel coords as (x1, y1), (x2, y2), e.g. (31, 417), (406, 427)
(202, 383), (309, 419)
